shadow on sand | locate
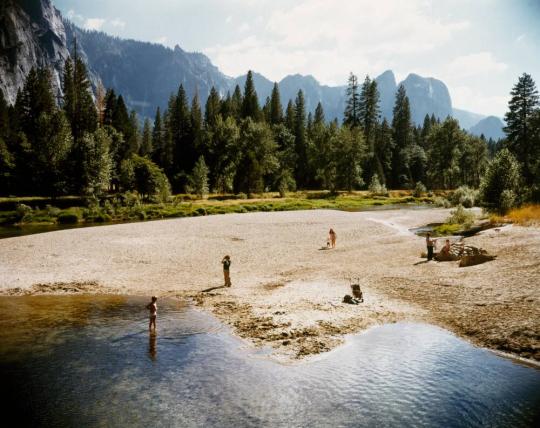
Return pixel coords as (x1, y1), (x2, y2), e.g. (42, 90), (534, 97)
(201, 285), (228, 293)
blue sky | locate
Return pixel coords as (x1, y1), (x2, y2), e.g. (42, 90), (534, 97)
(54, 0), (540, 117)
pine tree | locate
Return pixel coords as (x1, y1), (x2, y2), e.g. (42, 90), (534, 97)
(127, 110), (141, 155)
(111, 95), (130, 136)
(269, 82), (283, 125)
(391, 85), (413, 187)
(314, 102), (325, 125)
(234, 119), (278, 196)
(426, 118), (467, 189)
(359, 76), (381, 180)
(103, 89), (117, 126)
(190, 93), (203, 159)
(220, 91), (232, 119)
(205, 87), (221, 127)
(34, 110), (73, 195)
(151, 107), (163, 164)
(285, 100), (295, 131)
(310, 120), (336, 191)
(274, 123), (296, 192)
(140, 118), (153, 156)
(480, 148), (521, 213)
(62, 58), (97, 142)
(335, 127), (366, 191)
(527, 110), (540, 201)
(0, 89), (13, 193)
(294, 90), (309, 187)
(230, 85), (243, 121)
(343, 72), (361, 128)
(16, 67), (56, 140)
(373, 118), (394, 183)
(169, 84), (191, 189)
(241, 70), (260, 120)
(504, 73), (540, 184)
(262, 96), (272, 123)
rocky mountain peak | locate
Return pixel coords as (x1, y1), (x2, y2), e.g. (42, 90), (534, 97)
(0, 0), (69, 104)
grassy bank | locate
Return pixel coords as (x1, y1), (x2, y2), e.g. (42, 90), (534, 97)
(0, 190), (438, 227)
(490, 205), (540, 226)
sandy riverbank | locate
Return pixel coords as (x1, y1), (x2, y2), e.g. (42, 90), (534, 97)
(1, 208), (538, 361)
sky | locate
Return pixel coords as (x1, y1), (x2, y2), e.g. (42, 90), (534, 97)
(54, 0), (540, 117)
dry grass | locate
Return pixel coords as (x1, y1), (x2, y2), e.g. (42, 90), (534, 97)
(492, 205), (540, 226)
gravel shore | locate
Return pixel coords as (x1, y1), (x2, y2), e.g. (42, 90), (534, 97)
(1, 208), (538, 361)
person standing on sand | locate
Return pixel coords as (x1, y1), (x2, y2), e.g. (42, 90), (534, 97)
(329, 228), (337, 248)
(426, 233), (437, 261)
(146, 296), (157, 331)
(222, 255), (232, 287)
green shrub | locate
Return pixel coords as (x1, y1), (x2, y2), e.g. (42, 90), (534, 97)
(447, 204), (475, 226)
(57, 212), (80, 224)
(194, 207), (207, 216)
(450, 186), (478, 208)
(412, 182), (427, 198)
(15, 203), (33, 222)
(433, 196), (451, 208)
(499, 189), (516, 214)
(237, 192), (247, 200)
(91, 213), (112, 223)
(45, 204), (61, 217)
(368, 174), (388, 196)
(434, 223), (462, 236)
(121, 155), (171, 202)
(123, 191), (142, 207)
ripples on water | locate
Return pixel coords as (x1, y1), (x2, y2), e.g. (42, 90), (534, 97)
(0, 296), (539, 427)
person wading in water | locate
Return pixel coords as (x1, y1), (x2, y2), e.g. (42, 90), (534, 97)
(146, 296), (158, 331)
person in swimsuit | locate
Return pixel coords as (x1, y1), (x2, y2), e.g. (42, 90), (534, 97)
(222, 255), (232, 287)
(146, 296), (158, 331)
(329, 228), (337, 248)
(441, 239), (451, 255)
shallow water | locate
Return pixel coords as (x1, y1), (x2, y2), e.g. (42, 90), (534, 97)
(1, 295), (539, 427)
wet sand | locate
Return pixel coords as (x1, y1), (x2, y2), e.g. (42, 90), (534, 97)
(0, 208), (538, 361)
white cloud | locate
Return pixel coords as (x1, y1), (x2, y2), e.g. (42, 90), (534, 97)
(66, 9), (84, 22)
(84, 18), (106, 31)
(516, 33), (526, 43)
(110, 19), (126, 29)
(204, 0), (469, 85)
(451, 85), (508, 117)
(238, 23), (250, 33)
(447, 52), (508, 79)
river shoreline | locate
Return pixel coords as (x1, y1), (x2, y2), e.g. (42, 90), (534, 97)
(1, 208), (538, 362)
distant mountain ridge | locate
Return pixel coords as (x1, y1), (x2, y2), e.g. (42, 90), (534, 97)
(469, 116), (506, 140)
(0, 0), (503, 137)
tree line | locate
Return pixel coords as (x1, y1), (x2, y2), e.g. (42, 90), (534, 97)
(0, 58), (539, 210)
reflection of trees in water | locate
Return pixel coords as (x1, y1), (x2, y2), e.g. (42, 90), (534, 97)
(0, 295), (129, 358)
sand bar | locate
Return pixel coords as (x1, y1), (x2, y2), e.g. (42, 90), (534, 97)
(1, 208), (538, 361)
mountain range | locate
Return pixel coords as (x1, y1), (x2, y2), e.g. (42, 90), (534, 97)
(0, 0), (505, 140)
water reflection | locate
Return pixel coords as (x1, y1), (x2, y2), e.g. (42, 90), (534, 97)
(0, 295), (538, 428)
(148, 332), (157, 361)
